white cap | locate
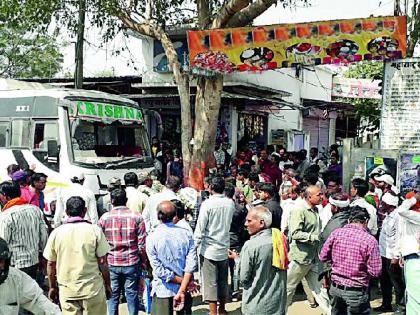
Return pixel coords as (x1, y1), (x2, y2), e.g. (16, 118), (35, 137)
(329, 196), (350, 208)
(382, 192), (399, 207)
(72, 172), (85, 180)
(374, 174), (394, 186)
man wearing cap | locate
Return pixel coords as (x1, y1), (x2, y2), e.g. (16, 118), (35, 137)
(321, 193), (351, 245)
(374, 174), (398, 229)
(320, 206), (382, 315)
(11, 170), (38, 206)
(375, 192), (405, 313)
(54, 172), (98, 227)
(374, 174), (399, 197)
(0, 237), (61, 314)
(396, 192), (420, 314)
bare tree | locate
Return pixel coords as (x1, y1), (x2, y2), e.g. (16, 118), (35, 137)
(112, 0), (292, 189)
(408, 0), (420, 56)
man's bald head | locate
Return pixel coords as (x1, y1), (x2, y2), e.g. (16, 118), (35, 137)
(305, 185), (322, 207)
(157, 201), (176, 223)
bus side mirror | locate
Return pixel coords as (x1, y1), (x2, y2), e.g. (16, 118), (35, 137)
(47, 140), (59, 163)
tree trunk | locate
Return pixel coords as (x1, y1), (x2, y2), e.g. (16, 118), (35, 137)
(116, 16), (194, 185)
(197, 0), (211, 28)
(408, 2), (420, 57)
(75, 0), (86, 89)
(189, 76), (223, 190)
(178, 74), (192, 185)
(394, 0), (402, 15)
(156, 28), (192, 185)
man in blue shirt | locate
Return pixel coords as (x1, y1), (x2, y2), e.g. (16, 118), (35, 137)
(146, 200), (197, 315)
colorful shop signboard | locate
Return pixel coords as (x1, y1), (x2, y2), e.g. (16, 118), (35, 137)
(187, 16), (407, 75)
(69, 101), (144, 123)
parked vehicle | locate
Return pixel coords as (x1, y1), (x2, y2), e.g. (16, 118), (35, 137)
(0, 80), (153, 201)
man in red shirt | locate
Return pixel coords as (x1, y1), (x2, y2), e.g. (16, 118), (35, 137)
(258, 150), (282, 188)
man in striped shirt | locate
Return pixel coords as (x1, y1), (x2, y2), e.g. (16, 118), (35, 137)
(0, 181), (48, 279)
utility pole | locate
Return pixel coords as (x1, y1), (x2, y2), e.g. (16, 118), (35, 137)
(75, 0), (86, 89)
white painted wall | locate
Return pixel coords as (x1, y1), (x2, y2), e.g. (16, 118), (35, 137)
(267, 110), (302, 144)
(140, 36), (333, 138)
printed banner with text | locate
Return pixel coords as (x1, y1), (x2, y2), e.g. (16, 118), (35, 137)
(187, 16), (407, 75)
(332, 77), (382, 99)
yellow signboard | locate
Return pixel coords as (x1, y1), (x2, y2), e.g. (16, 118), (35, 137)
(187, 16), (407, 75)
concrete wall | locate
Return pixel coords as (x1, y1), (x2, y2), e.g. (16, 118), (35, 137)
(342, 138), (399, 192)
(267, 110), (302, 144)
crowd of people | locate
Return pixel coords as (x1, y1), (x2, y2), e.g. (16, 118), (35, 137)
(0, 142), (419, 315)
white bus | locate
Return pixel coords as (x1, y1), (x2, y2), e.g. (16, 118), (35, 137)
(0, 80), (153, 200)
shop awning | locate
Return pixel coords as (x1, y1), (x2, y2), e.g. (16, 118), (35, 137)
(126, 81), (302, 110)
(301, 98), (354, 111)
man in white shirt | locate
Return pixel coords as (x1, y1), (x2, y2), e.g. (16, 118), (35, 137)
(281, 183), (307, 233)
(194, 177), (235, 315)
(171, 200), (193, 233)
(142, 176), (181, 233)
(54, 172), (98, 227)
(396, 192), (420, 314)
(137, 175), (156, 197)
(350, 178), (378, 236)
(124, 172), (148, 214)
(0, 238), (61, 315)
(375, 192), (405, 313)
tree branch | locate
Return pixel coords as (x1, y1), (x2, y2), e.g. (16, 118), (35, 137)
(211, 0), (250, 29)
(197, 0), (211, 28)
(226, 0), (277, 28)
(408, 2), (420, 57)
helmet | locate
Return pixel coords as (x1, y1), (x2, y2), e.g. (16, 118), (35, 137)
(0, 238), (11, 285)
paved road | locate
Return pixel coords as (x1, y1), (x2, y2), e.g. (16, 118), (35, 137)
(119, 294), (394, 314)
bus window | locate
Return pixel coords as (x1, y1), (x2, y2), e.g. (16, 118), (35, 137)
(33, 122), (59, 150)
(32, 121), (60, 172)
(11, 120), (30, 148)
(0, 122), (8, 147)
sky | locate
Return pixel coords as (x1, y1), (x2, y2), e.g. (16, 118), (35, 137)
(59, 0), (395, 77)
(255, 0), (394, 25)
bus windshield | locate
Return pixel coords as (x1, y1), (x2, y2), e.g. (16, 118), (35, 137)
(69, 109), (152, 169)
